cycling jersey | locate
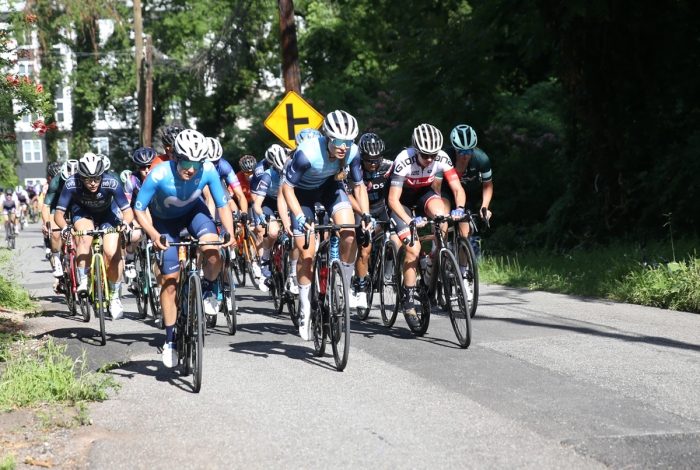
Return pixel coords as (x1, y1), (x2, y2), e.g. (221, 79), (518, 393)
(361, 159), (393, 210)
(390, 148), (458, 196)
(214, 158), (241, 191)
(252, 167), (281, 200)
(134, 160), (228, 218)
(149, 154), (170, 171)
(438, 147), (492, 193)
(253, 159), (270, 179)
(285, 137), (363, 190)
(16, 190), (28, 204)
(42, 177), (66, 212)
(2, 194), (17, 211)
(123, 174), (143, 204)
(236, 171), (253, 204)
(56, 174), (130, 215)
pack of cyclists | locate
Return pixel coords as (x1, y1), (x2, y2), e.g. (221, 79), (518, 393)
(28, 112), (492, 374)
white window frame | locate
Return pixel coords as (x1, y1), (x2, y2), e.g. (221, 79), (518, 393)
(22, 140), (43, 163)
(91, 137), (109, 155)
(25, 178), (46, 188)
(57, 139), (69, 161)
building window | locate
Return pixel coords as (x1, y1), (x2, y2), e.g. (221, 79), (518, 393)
(22, 140), (42, 163)
(25, 178), (46, 189)
(96, 108), (106, 121)
(56, 102), (64, 122)
(57, 139), (69, 161)
(55, 85), (64, 99)
(91, 137), (109, 155)
(22, 113), (38, 123)
(18, 63), (34, 76)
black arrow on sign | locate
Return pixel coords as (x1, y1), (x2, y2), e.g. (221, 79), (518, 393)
(286, 104), (309, 140)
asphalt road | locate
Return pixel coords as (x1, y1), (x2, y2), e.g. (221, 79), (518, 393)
(14, 224), (700, 469)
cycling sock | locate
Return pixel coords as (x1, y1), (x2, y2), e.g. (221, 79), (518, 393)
(341, 261), (354, 287)
(52, 252), (60, 266)
(290, 259), (298, 274)
(262, 247), (270, 261)
(201, 278), (215, 293)
(77, 267), (90, 280)
(126, 251), (135, 263)
(165, 324), (175, 343)
(108, 281), (121, 299)
(358, 277), (366, 288)
(298, 283), (311, 314)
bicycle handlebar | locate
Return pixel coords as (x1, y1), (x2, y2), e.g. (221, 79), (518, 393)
(481, 207), (491, 230)
(159, 232), (231, 247)
(302, 223), (369, 250)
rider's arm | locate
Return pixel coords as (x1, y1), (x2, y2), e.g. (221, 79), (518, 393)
(446, 174), (466, 209)
(252, 194), (264, 217)
(347, 154), (370, 214)
(282, 182), (303, 220)
(277, 191), (292, 233)
(232, 186), (247, 213)
(388, 186), (413, 224)
(347, 192), (362, 214)
(54, 209), (68, 229)
(281, 149), (311, 220)
(202, 185), (216, 217)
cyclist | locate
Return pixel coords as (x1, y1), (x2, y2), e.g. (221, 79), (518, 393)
(123, 147), (158, 279)
(27, 184), (39, 220)
(252, 144), (286, 279)
(236, 154), (257, 217)
(282, 110), (371, 341)
(98, 154), (120, 182)
(54, 153), (133, 319)
(346, 133), (396, 309)
(436, 124), (493, 254)
(42, 160), (79, 277)
(1, 187), (19, 238)
(151, 125), (184, 170)
(15, 185), (29, 229)
(133, 129), (235, 368)
(387, 123), (466, 328)
(204, 137), (248, 217)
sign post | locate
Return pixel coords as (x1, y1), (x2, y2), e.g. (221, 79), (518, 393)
(264, 91), (323, 149)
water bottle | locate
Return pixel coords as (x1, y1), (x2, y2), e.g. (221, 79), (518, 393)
(330, 234), (340, 261)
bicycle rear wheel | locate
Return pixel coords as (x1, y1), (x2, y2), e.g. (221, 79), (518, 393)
(312, 257), (326, 357)
(329, 259), (351, 371)
(233, 247), (246, 287)
(271, 240), (284, 314)
(94, 257), (107, 346)
(441, 249), (472, 348)
(222, 249), (237, 335)
(188, 274), (204, 392)
(245, 235), (261, 290)
(380, 240), (399, 327)
(455, 236), (479, 318)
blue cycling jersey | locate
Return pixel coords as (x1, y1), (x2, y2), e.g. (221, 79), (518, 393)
(254, 159), (270, 179)
(252, 167), (281, 199)
(214, 158), (241, 189)
(56, 174), (130, 214)
(284, 137), (363, 190)
(134, 160), (228, 218)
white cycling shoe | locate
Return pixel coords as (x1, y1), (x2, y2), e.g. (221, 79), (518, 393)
(110, 298), (124, 320)
(162, 342), (176, 368)
(299, 309), (312, 341)
(286, 275), (299, 295)
(52, 263), (64, 278)
(203, 291), (219, 316)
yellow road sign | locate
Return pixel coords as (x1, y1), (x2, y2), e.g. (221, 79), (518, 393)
(264, 91), (323, 149)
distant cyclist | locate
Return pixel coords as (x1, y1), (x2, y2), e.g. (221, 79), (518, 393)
(236, 154), (257, 217)
(204, 137), (248, 217)
(134, 129), (235, 368)
(54, 153), (134, 319)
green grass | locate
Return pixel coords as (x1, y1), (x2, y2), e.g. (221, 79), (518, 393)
(0, 338), (120, 411)
(0, 454), (15, 470)
(479, 240), (700, 313)
(0, 250), (38, 312)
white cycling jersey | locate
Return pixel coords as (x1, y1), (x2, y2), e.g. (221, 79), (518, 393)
(390, 148), (458, 195)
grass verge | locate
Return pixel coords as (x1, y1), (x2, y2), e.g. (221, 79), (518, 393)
(479, 240), (700, 313)
(0, 250), (38, 312)
(0, 338), (120, 411)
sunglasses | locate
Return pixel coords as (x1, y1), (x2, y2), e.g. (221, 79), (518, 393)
(178, 160), (203, 171)
(81, 176), (102, 185)
(330, 138), (354, 148)
(362, 158), (381, 165)
(138, 165), (150, 171)
(457, 149), (474, 156)
(418, 152), (438, 160)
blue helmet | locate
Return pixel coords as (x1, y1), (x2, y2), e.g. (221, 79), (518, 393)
(132, 147), (157, 166)
(295, 128), (322, 146)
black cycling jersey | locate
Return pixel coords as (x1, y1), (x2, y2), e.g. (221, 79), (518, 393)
(362, 159), (393, 210)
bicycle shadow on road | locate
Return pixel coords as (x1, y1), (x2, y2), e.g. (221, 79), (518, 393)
(479, 316), (700, 353)
(107, 359), (195, 393)
(229, 340), (338, 372)
(350, 313), (465, 350)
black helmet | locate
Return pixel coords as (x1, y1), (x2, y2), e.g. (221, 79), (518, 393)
(132, 147), (157, 166)
(4, 187), (12, 195)
(161, 125), (185, 148)
(47, 161), (61, 177)
(358, 133), (385, 157)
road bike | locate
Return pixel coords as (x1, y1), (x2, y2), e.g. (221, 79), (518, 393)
(204, 224), (238, 335)
(395, 215), (472, 348)
(4, 218), (15, 250)
(233, 213), (262, 290)
(74, 227), (125, 346)
(303, 220), (366, 371)
(354, 220), (400, 326)
(264, 216), (298, 325)
(130, 235), (163, 327)
(162, 233), (230, 393)
(50, 223), (90, 322)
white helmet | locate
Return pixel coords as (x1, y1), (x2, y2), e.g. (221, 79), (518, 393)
(61, 159), (79, 180)
(14, 185), (22, 193)
(206, 137), (223, 162)
(174, 129), (208, 161)
(450, 124), (477, 150)
(78, 153), (105, 178)
(120, 169), (132, 184)
(265, 144), (287, 172)
(412, 124), (443, 155)
(322, 110), (359, 141)
(95, 154), (110, 171)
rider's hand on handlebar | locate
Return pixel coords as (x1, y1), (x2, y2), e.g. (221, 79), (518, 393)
(60, 225), (71, 239)
(284, 224), (293, 237)
(412, 216), (427, 228)
(480, 207), (492, 220)
(41, 223), (48, 236)
(154, 236), (169, 251)
(450, 208), (465, 220)
(258, 213), (267, 225)
(361, 212), (373, 232)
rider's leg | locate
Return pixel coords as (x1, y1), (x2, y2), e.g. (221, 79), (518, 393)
(74, 217), (95, 291)
(291, 202), (315, 340)
(160, 270), (179, 367)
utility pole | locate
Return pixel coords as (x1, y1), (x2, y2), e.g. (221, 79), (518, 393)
(278, 0), (301, 93)
(144, 35), (153, 147)
(134, 0), (144, 145)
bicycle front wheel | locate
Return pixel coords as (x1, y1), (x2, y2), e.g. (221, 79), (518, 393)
(233, 247), (246, 287)
(312, 257), (326, 357)
(271, 240), (284, 314)
(441, 249), (472, 348)
(222, 249), (237, 335)
(94, 256), (107, 346)
(380, 240), (399, 327)
(134, 251), (148, 319)
(329, 260), (351, 371)
(456, 236), (479, 318)
(188, 274), (205, 392)
(245, 235), (261, 290)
